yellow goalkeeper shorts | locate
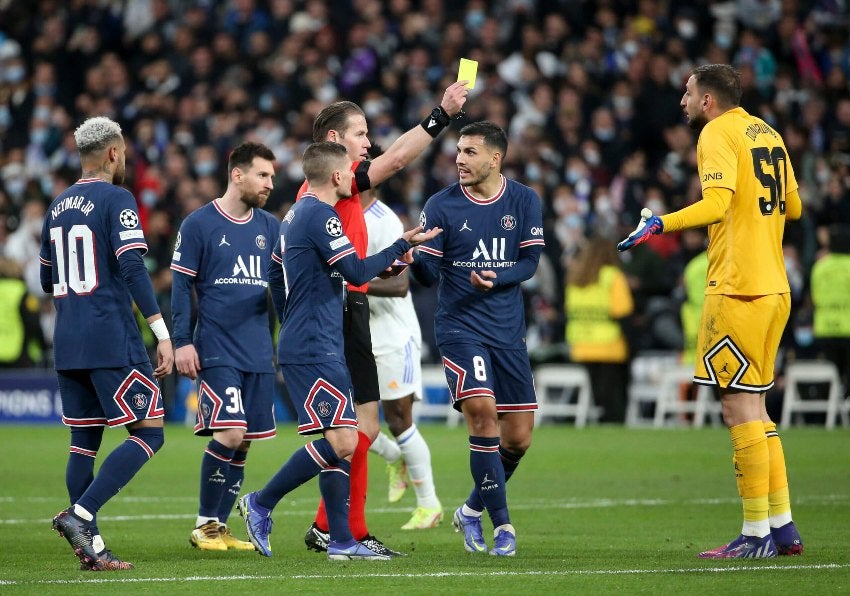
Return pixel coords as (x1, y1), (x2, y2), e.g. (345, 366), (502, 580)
(693, 293), (790, 393)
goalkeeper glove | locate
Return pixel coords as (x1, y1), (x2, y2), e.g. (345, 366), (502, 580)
(617, 208), (664, 252)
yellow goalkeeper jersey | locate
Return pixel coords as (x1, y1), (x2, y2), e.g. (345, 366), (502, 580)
(697, 107), (799, 296)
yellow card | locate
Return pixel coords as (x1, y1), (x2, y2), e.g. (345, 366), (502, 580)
(458, 58), (478, 89)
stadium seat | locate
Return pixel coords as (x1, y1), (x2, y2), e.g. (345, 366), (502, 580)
(780, 360), (846, 430)
(533, 364), (599, 428)
(625, 351), (680, 427)
(414, 365), (463, 427)
(651, 364), (720, 428)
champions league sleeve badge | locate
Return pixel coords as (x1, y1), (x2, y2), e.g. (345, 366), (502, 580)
(119, 209), (139, 228)
(326, 217), (343, 236)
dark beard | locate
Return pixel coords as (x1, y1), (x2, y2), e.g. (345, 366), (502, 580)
(688, 113), (708, 132)
(241, 192), (266, 209)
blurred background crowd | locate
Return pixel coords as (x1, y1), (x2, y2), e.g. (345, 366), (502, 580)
(1, 0), (849, 421)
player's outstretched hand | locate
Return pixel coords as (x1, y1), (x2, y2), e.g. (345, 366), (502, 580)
(440, 81), (469, 117)
(155, 340), (174, 380)
(617, 208), (664, 252)
(470, 270), (497, 291)
(402, 226), (443, 247)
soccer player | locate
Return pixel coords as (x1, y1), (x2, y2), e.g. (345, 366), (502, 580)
(170, 142), (279, 552)
(617, 64), (804, 558)
(237, 141), (441, 560)
(363, 196), (443, 530)
(41, 116), (173, 570)
(300, 81), (468, 556)
(410, 121), (545, 556)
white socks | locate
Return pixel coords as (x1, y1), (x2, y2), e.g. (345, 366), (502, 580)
(397, 424), (440, 509)
(369, 431), (401, 463)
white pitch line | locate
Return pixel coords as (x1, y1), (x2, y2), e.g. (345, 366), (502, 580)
(2, 495), (848, 526)
(2, 563), (849, 586)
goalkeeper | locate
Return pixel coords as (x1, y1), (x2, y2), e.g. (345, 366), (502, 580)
(618, 64), (803, 559)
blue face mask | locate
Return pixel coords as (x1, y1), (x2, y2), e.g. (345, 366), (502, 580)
(566, 169), (583, 184)
(195, 160), (217, 176)
(794, 326), (813, 347)
(594, 128), (616, 142)
(715, 33), (732, 49)
(4, 65), (25, 83)
(31, 128), (49, 146)
(466, 10), (485, 30)
(5, 178), (25, 198)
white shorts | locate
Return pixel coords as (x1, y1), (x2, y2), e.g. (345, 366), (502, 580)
(374, 337), (422, 402)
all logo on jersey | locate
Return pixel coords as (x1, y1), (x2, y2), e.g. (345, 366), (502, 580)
(500, 215), (516, 230)
(326, 217), (343, 236)
(472, 238), (506, 261)
(212, 255), (268, 287)
(452, 237), (516, 269)
(232, 255), (263, 278)
(119, 209), (139, 228)
(256, 234), (266, 250)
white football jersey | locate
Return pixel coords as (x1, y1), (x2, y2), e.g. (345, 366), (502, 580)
(363, 199), (422, 356)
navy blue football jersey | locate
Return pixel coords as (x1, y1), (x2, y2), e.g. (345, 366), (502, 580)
(270, 194), (408, 365)
(170, 200), (279, 372)
(416, 176), (545, 348)
(39, 178), (151, 370)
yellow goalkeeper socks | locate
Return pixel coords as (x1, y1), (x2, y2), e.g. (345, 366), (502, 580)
(730, 421), (770, 537)
(764, 421), (793, 527)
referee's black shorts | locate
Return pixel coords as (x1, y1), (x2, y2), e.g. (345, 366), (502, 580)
(343, 290), (380, 405)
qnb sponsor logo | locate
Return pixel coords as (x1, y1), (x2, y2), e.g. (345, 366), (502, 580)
(0, 389), (61, 417)
(530, 226), (544, 236)
(214, 255), (269, 286)
(471, 238), (506, 261)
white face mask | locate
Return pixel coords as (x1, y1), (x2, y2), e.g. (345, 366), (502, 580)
(677, 20), (696, 39)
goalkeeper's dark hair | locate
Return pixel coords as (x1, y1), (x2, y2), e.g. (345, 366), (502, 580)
(459, 121), (508, 158)
(313, 101), (365, 142)
(692, 64), (742, 109)
(302, 141), (349, 184)
(228, 142), (276, 172)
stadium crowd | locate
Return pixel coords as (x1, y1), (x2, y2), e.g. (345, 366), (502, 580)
(1, 0), (849, 411)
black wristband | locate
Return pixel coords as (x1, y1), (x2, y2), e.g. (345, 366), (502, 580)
(420, 105), (451, 138)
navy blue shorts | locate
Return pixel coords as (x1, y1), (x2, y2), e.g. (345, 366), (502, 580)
(58, 363), (163, 427)
(281, 361), (358, 435)
(438, 342), (538, 414)
(194, 367), (276, 441)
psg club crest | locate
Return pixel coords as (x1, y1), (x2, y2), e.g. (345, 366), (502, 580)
(317, 401), (332, 418)
(119, 209), (139, 228)
(131, 393), (147, 409)
(201, 403), (211, 419)
(325, 217), (343, 237)
(500, 214), (516, 231)
(255, 234), (266, 249)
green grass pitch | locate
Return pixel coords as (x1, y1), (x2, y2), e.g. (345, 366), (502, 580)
(1, 423), (848, 594)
